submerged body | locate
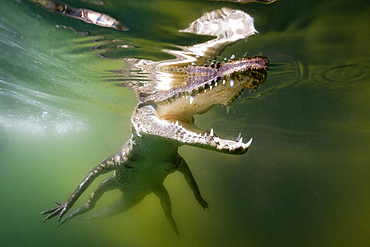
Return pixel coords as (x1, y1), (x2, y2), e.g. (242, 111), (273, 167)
(41, 56), (268, 234)
(40, 7), (269, 234)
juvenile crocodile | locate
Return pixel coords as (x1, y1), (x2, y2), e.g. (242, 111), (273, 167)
(40, 8), (269, 235)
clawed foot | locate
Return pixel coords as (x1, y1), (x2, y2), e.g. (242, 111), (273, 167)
(198, 198), (209, 210)
(40, 201), (69, 223)
(57, 211), (76, 226)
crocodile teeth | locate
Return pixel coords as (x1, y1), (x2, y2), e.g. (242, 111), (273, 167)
(204, 132), (207, 137)
(226, 105), (230, 114)
(190, 95), (194, 104)
(175, 121), (179, 126)
(210, 128), (214, 136)
(236, 132), (242, 142)
(230, 79), (234, 87)
(223, 79), (226, 84)
(245, 138), (253, 147)
(238, 137), (243, 144)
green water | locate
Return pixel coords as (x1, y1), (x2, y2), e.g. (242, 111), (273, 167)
(1, 0), (370, 246)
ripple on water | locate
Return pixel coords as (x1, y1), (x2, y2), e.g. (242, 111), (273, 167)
(231, 54), (304, 106)
(253, 53), (303, 93)
(309, 62), (370, 87)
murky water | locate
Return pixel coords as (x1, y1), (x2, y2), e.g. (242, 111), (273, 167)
(1, 0), (370, 246)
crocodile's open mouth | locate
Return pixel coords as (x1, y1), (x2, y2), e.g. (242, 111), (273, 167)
(144, 56), (268, 153)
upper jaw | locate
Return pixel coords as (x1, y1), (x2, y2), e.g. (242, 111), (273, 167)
(152, 56), (268, 122)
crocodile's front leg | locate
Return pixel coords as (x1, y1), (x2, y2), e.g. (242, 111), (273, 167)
(40, 153), (121, 222)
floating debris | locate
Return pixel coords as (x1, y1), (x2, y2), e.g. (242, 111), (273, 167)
(31, 0), (128, 30)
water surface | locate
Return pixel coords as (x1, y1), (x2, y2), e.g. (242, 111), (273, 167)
(1, 0), (370, 246)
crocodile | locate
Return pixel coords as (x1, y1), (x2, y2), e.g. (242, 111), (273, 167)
(40, 8), (269, 235)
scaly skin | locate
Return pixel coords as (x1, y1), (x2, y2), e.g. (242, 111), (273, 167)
(40, 6), (269, 234)
(40, 56), (268, 234)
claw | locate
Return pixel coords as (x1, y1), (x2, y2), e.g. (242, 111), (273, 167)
(58, 217), (69, 227)
(58, 209), (78, 227)
(42, 213), (55, 223)
(39, 205), (59, 215)
(40, 201), (68, 223)
(199, 199), (209, 210)
(55, 201), (62, 205)
(42, 209), (59, 222)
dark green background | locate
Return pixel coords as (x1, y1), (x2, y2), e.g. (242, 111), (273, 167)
(1, 0), (369, 246)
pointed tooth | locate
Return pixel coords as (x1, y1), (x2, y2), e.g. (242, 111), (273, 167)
(238, 137), (243, 144)
(204, 132), (207, 137)
(236, 133), (242, 142)
(245, 138), (253, 147)
(223, 79), (226, 84)
(215, 81), (218, 86)
(190, 95), (194, 104)
(226, 105), (230, 114)
(230, 79), (234, 87)
(210, 85), (213, 90)
(210, 128), (214, 136)
(175, 121), (179, 126)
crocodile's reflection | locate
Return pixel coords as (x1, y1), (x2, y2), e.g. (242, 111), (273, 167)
(40, 8), (268, 234)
